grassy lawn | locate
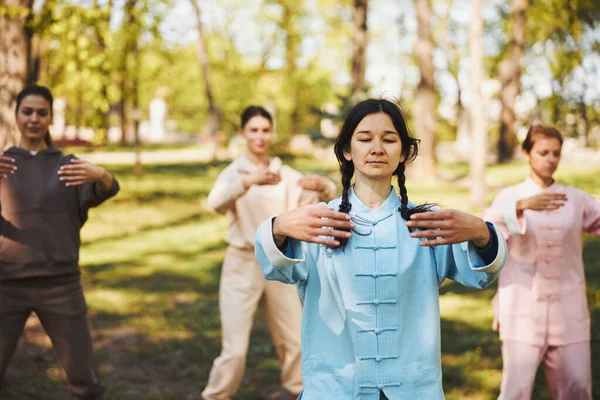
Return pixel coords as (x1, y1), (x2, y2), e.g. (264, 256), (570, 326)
(1, 157), (599, 399)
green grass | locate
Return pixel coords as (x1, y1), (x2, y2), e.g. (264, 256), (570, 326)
(2, 158), (599, 399)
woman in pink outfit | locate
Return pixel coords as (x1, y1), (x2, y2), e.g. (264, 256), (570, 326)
(201, 106), (336, 400)
(483, 125), (600, 400)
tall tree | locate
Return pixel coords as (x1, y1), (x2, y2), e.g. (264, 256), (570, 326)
(496, 0), (527, 163)
(92, 0), (114, 144)
(413, 0), (437, 180)
(281, 1), (302, 135)
(350, 0), (368, 96)
(0, 0), (33, 150)
(190, 0), (220, 155)
(437, 0), (468, 150)
(469, 0), (486, 209)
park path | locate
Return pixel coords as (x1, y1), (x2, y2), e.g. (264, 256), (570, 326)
(77, 146), (229, 165)
(78, 143), (600, 166)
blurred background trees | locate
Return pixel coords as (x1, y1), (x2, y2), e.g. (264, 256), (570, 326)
(1, 0), (599, 170)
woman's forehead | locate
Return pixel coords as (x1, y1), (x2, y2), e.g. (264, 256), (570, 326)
(20, 95), (51, 109)
(531, 135), (562, 150)
(354, 113), (397, 134)
(245, 115), (271, 128)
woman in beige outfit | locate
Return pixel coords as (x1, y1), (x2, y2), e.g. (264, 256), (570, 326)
(202, 106), (336, 400)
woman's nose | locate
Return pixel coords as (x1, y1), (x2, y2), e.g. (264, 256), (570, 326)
(371, 141), (383, 153)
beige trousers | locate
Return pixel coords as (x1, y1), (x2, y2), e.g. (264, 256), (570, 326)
(202, 246), (303, 400)
(498, 340), (591, 400)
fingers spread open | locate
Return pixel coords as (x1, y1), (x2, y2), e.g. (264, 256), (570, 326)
(64, 180), (87, 187)
(58, 165), (82, 173)
(313, 207), (352, 221)
(406, 219), (450, 229)
(409, 210), (449, 220)
(319, 218), (355, 229)
(307, 236), (340, 247)
(410, 229), (449, 239)
(313, 228), (352, 239)
(419, 238), (452, 247)
(60, 175), (86, 181)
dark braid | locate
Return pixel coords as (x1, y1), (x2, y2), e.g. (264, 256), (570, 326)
(336, 160), (354, 249)
(397, 163), (410, 219)
(395, 163), (435, 228)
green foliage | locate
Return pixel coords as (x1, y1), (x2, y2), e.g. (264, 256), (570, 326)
(488, 0), (600, 141)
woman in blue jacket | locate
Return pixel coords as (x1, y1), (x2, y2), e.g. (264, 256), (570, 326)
(254, 99), (507, 399)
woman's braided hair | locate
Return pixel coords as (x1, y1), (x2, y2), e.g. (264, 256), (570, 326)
(333, 99), (434, 249)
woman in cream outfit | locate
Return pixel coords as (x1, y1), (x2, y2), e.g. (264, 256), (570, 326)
(202, 106), (336, 400)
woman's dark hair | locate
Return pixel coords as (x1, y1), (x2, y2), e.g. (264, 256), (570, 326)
(240, 105), (273, 129)
(15, 85), (54, 147)
(522, 124), (563, 153)
(333, 98), (434, 248)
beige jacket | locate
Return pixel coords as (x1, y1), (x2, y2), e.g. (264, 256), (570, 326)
(207, 156), (335, 249)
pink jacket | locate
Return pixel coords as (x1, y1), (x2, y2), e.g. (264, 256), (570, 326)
(207, 156), (333, 250)
(483, 178), (600, 346)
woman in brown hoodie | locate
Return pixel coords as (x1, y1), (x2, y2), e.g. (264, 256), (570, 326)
(0, 85), (119, 399)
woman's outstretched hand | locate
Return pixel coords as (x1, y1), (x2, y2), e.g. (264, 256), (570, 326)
(298, 174), (336, 202)
(240, 166), (281, 188)
(0, 156), (16, 178)
(58, 159), (113, 189)
(405, 209), (490, 248)
(272, 204), (355, 247)
(516, 193), (567, 213)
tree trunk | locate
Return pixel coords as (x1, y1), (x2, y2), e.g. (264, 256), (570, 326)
(350, 0), (368, 95)
(119, 0), (137, 146)
(283, 2), (299, 135)
(413, 0), (437, 181)
(25, 27), (41, 85)
(497, 0), (527, 163)
(579, 100), (590, 147)
(0, 0), (32, 150)
(94, 0), (113, 144)
(132, 55), (142, 177)
(119, 39), (129, 145)
(190, 0), (220, 159)
(469, 0), (486, 209)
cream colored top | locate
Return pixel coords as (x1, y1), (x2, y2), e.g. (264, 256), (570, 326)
(207, 156), (335, 249)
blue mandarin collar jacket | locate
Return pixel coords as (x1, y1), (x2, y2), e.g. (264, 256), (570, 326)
(255, 187), (507, 399)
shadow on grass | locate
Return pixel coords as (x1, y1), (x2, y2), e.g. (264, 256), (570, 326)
(2, 290), (289, 400)
(109, 161), (231, 178)
(82, 210), (217, 246)
(96, 268), (221, 294)
(122, 189), (212, 204)
(440, 317), (502, 399)
(439, 280), (498, 300)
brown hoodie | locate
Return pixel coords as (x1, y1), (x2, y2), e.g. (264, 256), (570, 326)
(0, 147), (120, 280)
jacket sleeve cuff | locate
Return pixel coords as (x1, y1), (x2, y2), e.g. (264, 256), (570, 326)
(466, 222), (507, 273)
(93, 174), (120, 199)
(504, 199), (526, 236)
(259, 217), (305, 267)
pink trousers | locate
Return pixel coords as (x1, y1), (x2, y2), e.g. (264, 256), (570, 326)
(498, 340), (591, 400)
